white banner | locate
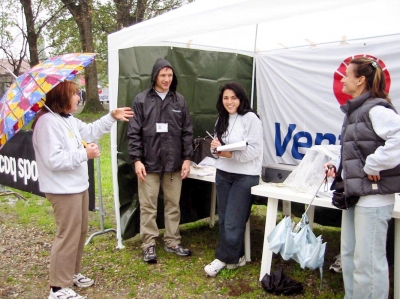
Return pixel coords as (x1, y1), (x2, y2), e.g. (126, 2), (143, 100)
(256, 35), (400, 166)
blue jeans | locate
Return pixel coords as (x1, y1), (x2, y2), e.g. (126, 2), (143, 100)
(341, 204), (393, 299)
(215, 169), (259, 264)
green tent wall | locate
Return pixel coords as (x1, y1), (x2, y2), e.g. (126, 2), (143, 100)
(116, 46), (254, 239)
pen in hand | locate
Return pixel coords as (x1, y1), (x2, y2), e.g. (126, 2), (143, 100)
(206, 131), (221, 154)
(206, 131), (214, 139)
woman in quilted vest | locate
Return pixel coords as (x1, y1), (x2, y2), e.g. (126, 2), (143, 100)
(325, 57), (400, 299)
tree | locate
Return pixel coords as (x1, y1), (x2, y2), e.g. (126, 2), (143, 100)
(1, 0), (66, 72)
(20, 0), (65, 66)
(92, 0), (193, 84)
(110, 0), (191, 30)
(1, 0), (194, 114)
(20, 0), (41, 66)
(0, 1), (28, 76)
(61, 0), (104, 113)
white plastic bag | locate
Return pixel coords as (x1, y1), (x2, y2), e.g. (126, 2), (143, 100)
(283, 145), (340, 193)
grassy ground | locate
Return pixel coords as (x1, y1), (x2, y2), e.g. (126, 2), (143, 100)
(0, 108), (357, 298)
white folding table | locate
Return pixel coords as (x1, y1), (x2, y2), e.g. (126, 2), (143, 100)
(251, 182), (400, 299)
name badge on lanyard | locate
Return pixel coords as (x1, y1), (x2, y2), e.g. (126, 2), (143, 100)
(156, 123), (168, 133)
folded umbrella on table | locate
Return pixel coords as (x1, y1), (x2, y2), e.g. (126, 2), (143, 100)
(268, 213), (326, 269)
(267, 175), (328, 290)
(0, 52), (96, 150)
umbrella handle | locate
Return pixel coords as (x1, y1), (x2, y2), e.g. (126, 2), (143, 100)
(292, 174), (329, 232)
(304, 175), (327, 216)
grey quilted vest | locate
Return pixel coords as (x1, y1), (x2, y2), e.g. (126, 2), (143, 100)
(340, 91), (400, 196)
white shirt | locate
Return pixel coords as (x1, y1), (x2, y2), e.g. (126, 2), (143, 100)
(214, 112), (263, 176)
(358, 105), (400, 207)
(32, 112), (116, 194)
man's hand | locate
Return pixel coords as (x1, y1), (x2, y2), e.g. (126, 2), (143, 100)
(181, 160), (190, 179)
(135, 161), (147, 182)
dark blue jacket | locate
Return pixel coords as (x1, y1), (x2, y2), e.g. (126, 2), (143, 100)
(127, 58), (193, 172)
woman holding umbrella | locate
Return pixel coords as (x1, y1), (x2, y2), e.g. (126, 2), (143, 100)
(31, 81), (133, 299)
(325, 57), (400, 299)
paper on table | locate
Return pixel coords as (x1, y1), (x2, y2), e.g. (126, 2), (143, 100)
(198, 156), (216, 167)
(191, 165), (216, 177)
(217, 140), (247, 152)
(197, 171), (215, 177)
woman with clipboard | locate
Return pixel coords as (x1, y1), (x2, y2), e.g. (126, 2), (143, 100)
(204, 82), (263, 277)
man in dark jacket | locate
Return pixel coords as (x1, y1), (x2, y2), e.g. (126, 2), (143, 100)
(127, 58), (193, 263)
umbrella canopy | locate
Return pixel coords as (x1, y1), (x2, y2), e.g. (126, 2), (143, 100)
(0, 53), (96, 150)
(268, 214), (326, 270)
(268, 175), (328, 271)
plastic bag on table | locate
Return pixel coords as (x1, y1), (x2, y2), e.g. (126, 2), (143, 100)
(283, 145), (340, 193)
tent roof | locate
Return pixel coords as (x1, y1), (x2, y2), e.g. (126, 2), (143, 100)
(108, 0), (400, 55)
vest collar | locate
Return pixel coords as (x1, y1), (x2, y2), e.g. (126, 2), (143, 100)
(340, 91), (371, 115)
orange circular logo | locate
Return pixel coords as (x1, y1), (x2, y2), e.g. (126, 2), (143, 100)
(333, 54), (391, 105)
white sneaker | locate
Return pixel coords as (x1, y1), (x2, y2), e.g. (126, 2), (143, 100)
(226, 256), (246, 270)
(73, 273), (94, 287)
(48, 287), (86, 299)
(204, 259), (226, 277)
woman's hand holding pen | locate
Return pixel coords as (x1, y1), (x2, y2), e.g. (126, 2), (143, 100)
(210, 137), (221, 154)
(208, 131), (232, 158)
(210, 138), (233, 158)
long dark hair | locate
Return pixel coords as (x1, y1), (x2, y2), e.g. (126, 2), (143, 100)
(32, 81), (78, 130)
(350, 57), (391, 104)
(215, 82), (258, 144)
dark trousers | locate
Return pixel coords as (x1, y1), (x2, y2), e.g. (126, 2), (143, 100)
(215, 169), (259, 264)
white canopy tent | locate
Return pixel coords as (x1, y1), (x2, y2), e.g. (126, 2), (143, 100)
(107, 0), (400, 249)
(108, 0), (399, 55)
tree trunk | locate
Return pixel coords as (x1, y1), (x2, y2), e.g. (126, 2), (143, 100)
(131, 0), (148, 25)
(113, 0), (148, 29)
(62, 0), (104, 114)
(20, 0), (39, 66)
(114, 0), (132, 30)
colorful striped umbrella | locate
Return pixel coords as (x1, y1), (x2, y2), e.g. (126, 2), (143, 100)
(0, 53), (96, 150)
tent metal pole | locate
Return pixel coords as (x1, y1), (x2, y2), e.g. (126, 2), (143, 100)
(108, 49), (125, 249)
(250, 23), (258, 108)
(85, 145), (117, 246)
